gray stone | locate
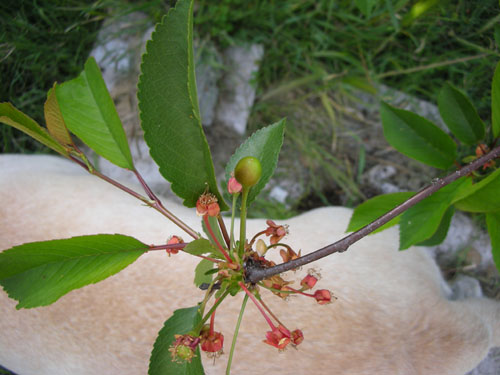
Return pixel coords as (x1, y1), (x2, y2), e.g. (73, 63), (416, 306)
(214, 44), (264, 134)
(449, 274), (483, 300)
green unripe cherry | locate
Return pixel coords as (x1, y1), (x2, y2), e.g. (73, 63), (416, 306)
(234, 156), (262, 188)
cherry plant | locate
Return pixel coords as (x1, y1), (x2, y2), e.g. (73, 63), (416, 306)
(0, 0), (500, 374)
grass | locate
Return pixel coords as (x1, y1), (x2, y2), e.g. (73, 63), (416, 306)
(1, 0), (499, 208)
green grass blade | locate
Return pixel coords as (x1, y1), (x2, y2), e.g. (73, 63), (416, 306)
(492, 62), (500, 138)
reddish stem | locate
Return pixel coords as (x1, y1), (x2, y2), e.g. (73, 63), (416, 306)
(203, 215), (233, 263)
(249, 230), (266, 247)
(147, 243), (221, 263)
(209, 299), (218, 336)
(217, 215), (231, 249)
(238, 282), (275, 330)
(69, 156), (200, 240)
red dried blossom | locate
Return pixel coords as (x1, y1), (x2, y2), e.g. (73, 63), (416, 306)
(227, 176), (243, 194)
(265, 220), (288, 244)
(166, 235), (183, 255)
(300, 274), (318, 290)
(314, 289), (332, 305)
(263, 325), (291, 350)
(200, 329), (224, 355)
(168, 334), (200, 363)
(475, 144), (495, 170)
(196, 193), (220, 217)
(279, 247), (301, 263)
(291, 329), (304, 346)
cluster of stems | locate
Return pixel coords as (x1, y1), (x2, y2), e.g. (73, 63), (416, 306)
(66, 140), (500, 373)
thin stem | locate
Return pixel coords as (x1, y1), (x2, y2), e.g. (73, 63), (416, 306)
(147, 243), (220, 262)
(238, 187), (250, 257)
(229, 194), (238, 257)
(226, 294), (249, 375)
(199, 277), (220, 316)
(249, 230), (266, 247)
(217, 215), (231, 249)
(203, 215), (232, 263)
(246, 145), (500, 284)
(196, 290), (230, 332)
(70, 156), (200, 240)
(257, 296), (286, 328)
(209, 299), (218, 335)
(238, 282), (275, 329)
(148, 243), (186, 251)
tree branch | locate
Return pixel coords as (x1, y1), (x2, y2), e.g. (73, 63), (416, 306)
(245, 145), (500, 284)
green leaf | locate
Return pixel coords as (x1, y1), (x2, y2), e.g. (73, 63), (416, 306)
(194, 259), (214, 287)
(493, 62), (500, 138)
(0, 102), (68, 157)
(416, 205), (455, 246)
(55, 57), (134, 170)
(149, 306), (204, 375)
(183, 239), (217, 256)
(452, 168), (500, 203)
(0, 234), (147, 309)
(399, 179), (468, 249)
(44, 84), (74, 147)
(137, 0), (226, 210)
(486, 211), (500, 272)
(354, 0), (376, 17)
(380, 101), (457, 169)
(454, 170), (500, 213)
(438, 83), (485, 145)
(224, 119), (286, 207)
(347, 192), (415, 233)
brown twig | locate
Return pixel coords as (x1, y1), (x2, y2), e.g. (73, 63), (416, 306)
(245, 145), (500, 284)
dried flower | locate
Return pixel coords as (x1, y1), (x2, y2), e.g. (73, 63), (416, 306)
(314, 289), (332, 305)
(196, 193), (220, 217)
(166, 235), (183, 256)
(280, 247), (301, 263)
(200, 327), (224, 356)
(168, 334), (200, 363)
(265, 220), (288, 244)
(300, 274), (318, 290)
(475, 144), (495, 170)
(263, 325), (291, 350)
(291, 329), (304, 346)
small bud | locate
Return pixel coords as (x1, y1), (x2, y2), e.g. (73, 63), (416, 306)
(227, 176), (243, 194)
(256, 239), (268, 256)
(234, 156), (262, 188)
